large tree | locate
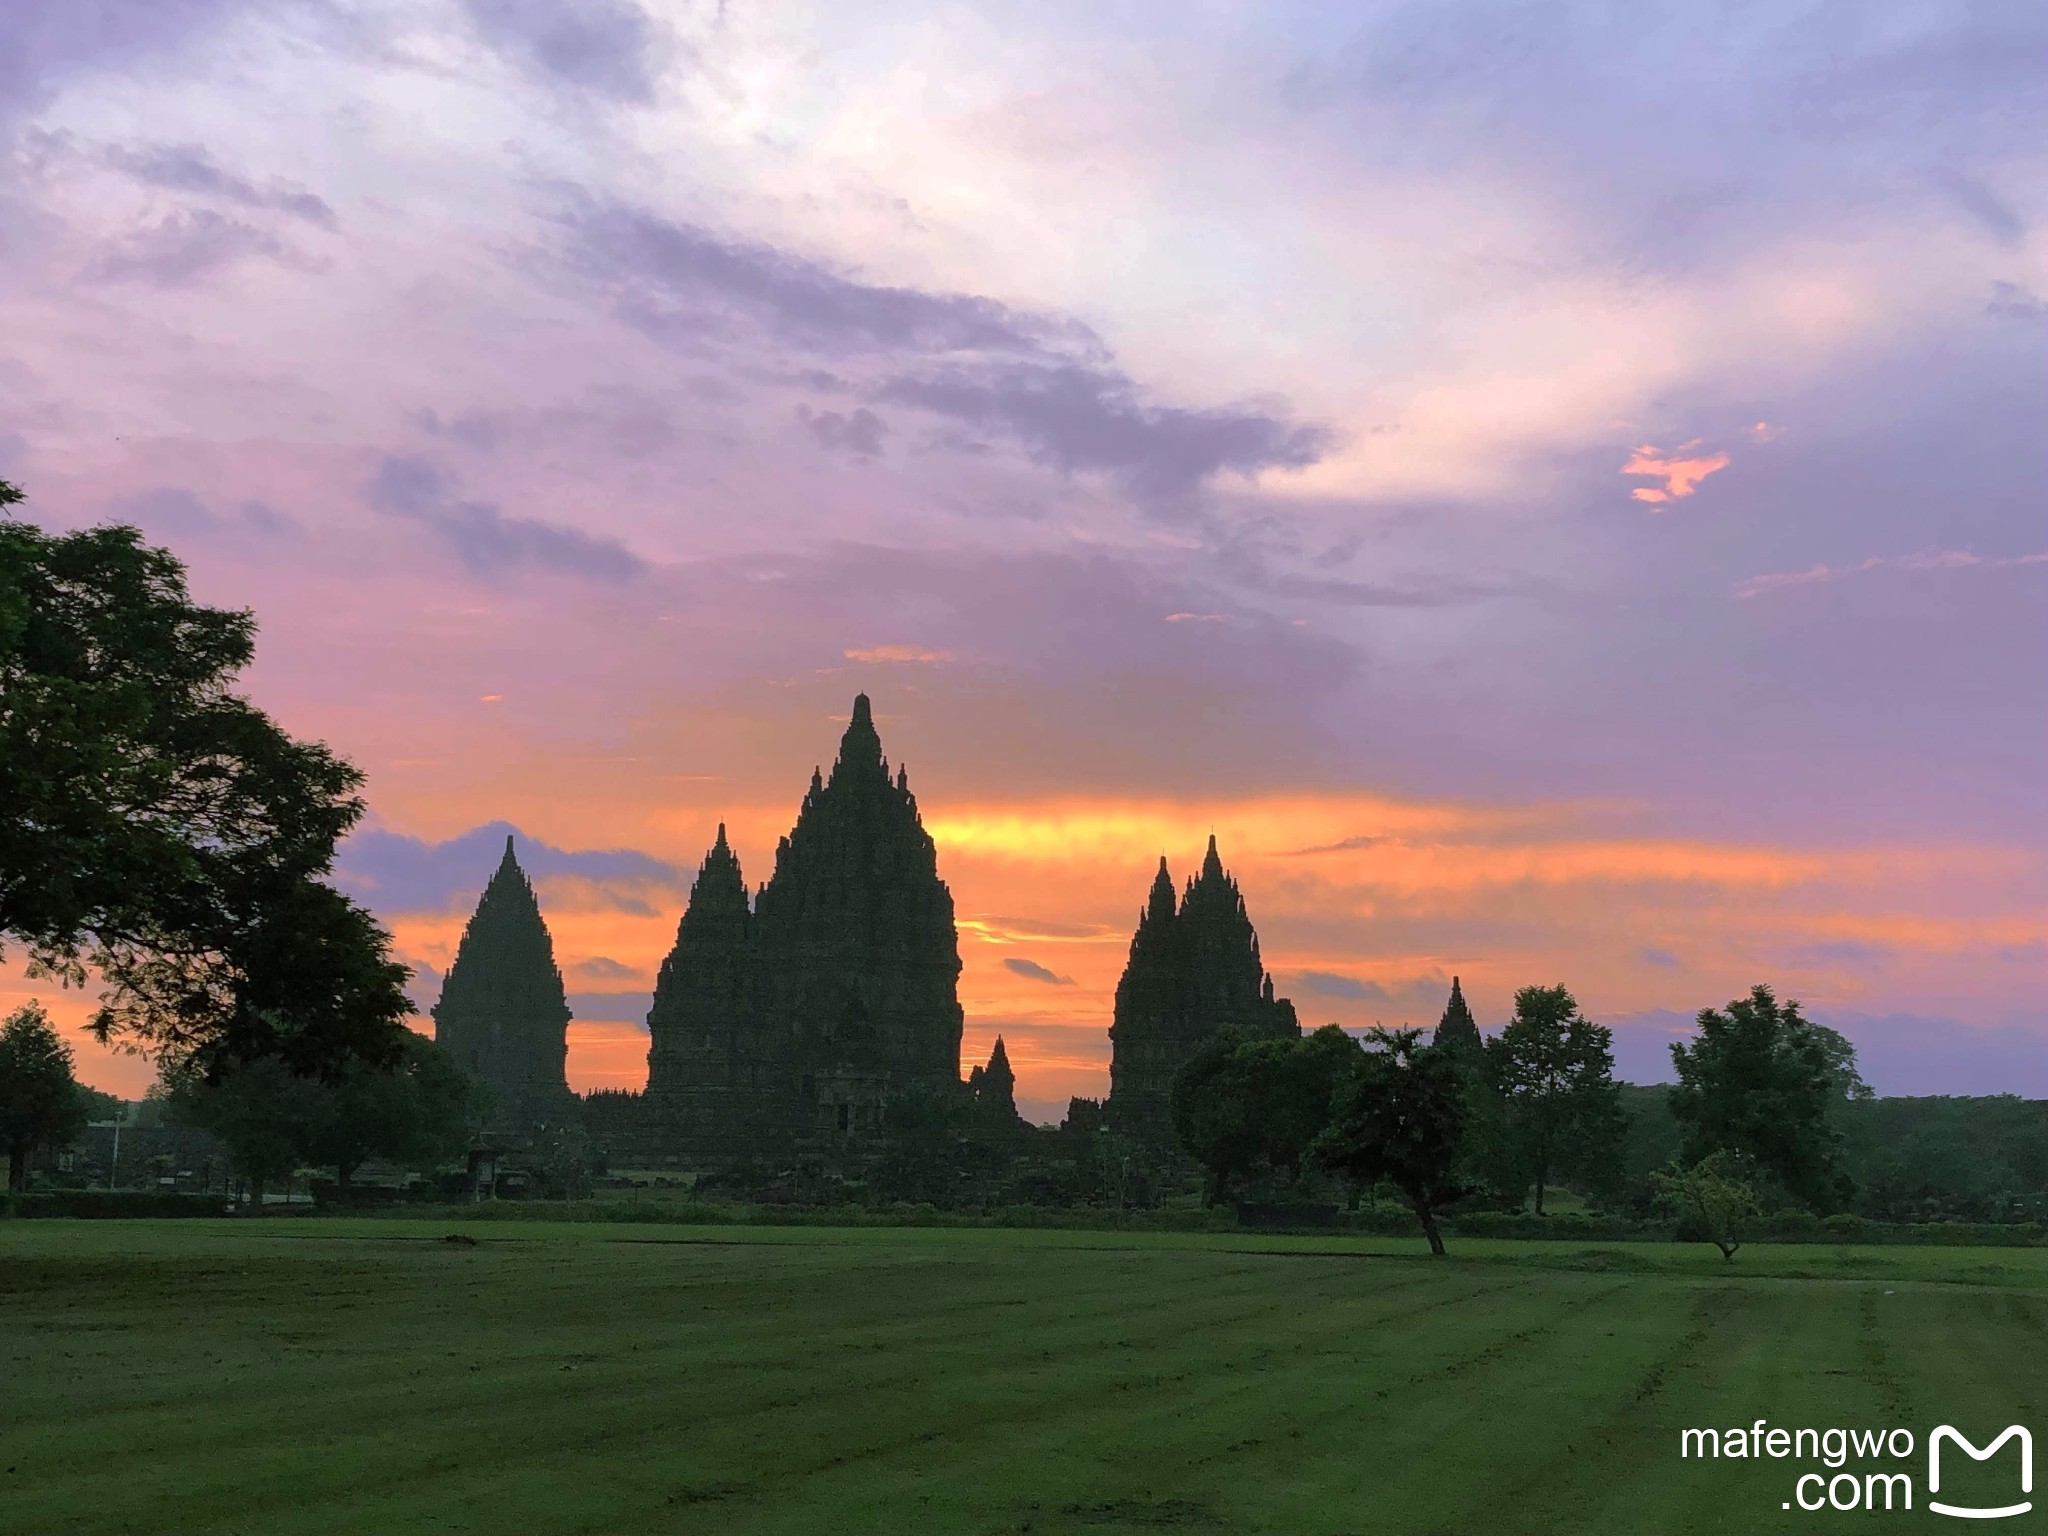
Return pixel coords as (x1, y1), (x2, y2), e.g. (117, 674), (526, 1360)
(1170, 1031), (1270, 1205)
(0, 482), (410, 1078)
(163, 1035), (478, 1202)
(0, 1002), (89, 1191)
(304, 1035), (482, 1189)
(1669, 984), (1850, 1212)
(1487, 984), (1624, 1214)
(1315, 1028), (1470, 1255)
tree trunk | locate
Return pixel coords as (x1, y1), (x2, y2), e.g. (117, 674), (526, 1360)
(6, 1144), (25, 1193)
(247, 1174), (266, 1212)
(1534, 1164), (1547, 1216)
(1205, 1162), (1230, 1207)
(1411, 1193), (1447, 1256)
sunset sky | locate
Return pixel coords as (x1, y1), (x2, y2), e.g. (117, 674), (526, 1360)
(4, 0), (2043, 1117)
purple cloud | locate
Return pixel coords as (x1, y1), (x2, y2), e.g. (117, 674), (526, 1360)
(85, 209), (289, 287)
(102, 141), (336, 228)
(464, 0), (667, 103)
(366, 456), (646, 581)
(1004, 957), (1075, 987)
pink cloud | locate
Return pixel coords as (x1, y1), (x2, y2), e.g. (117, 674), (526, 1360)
(1735, 548), (2048, 599)
(1624, 439), (1731, 503)
(844, 644), (953, 664)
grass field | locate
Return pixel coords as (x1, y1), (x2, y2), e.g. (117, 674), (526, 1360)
(5, 1220), (2043, 1534)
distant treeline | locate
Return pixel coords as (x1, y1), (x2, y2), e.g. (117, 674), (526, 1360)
(1620, 1085), (2047, 1225)
(1163, 981), (2047, 1254)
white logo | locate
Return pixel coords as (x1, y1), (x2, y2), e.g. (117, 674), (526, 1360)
(1929, 1425), (2033, 1520)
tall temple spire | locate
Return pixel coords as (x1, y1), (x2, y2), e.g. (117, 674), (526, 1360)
(432, 837), (573, 1133)
(753, 694), (964, 1133)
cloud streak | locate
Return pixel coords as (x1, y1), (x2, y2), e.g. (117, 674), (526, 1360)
(1735, 548), (2048, 600)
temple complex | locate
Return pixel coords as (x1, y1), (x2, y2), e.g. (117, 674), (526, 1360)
(643, 694), (965, 1155)
(431, 836), (574, 1133)
(1106, 836), (1299, 1134)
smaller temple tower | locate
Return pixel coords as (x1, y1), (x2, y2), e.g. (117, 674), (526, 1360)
(432, 836), (574, 1133)
(644, 825), (756, 1157)
(1433, 976), (1481, 1052)
(1106, 836), (1298, 1135)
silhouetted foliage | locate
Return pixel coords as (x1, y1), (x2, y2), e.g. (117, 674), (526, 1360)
(1315, 1028), (1470, 1255)
(1670, 984), (1850, 1212)
(1486, 984), (1624, 1214)
(0, 482), (411, 1079)
(163, 1035), (479, 1202)
(305, 1035), (482, 1188)
(1654, 1150), (1761, 1260)
(0, 1002), (88, 1191)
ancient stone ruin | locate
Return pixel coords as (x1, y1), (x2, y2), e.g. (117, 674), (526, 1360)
(1106, 835), (1300, 1135)
(432, 836), (574, 1133)
(644, 694), (965, 1157)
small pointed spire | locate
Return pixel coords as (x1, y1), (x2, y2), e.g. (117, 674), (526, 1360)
(897, 765), (908, 792)
(1201, 833), (1224, 880)
(713, 821), (729, 849)
(502, 832), (517, 861)
(1145, 856), (1176, 920)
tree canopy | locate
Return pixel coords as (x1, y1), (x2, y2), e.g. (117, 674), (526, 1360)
(1315, 1028), (1470, 1255)
(1486, 984), (1623, 1214)
(162, 1033), (480, 1201)
(0, 482), (411, 1078)
(1669, 984), (1849, 1212)
(0, 1001), (89, 1191)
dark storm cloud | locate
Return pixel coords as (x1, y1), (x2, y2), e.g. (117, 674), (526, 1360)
(463, 0), (667, 103)
(84, 210), (289, 288)
(367, 455), (646, 581)
(1003, 957), (1074, 987)
(335, 820), (683, 915)
(102, 141), (337, 228)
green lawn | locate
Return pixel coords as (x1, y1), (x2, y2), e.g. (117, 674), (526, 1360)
(4, 1220), (2043, 1534)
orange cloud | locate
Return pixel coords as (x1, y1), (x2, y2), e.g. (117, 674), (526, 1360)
(29, 776), (2038, 1108)
(1624, 439), (1730, 503)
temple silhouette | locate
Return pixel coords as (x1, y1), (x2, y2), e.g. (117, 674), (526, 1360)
(434, 693), (1298, 1168)
(644, 693), (964, 1154)
(1106, 837), (1300, 1133)
(431, 836), (575, 1131)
